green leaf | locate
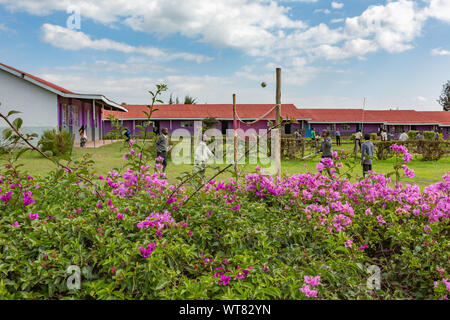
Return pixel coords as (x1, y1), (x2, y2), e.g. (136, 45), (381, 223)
(12, 117), (23, 130)
(7, 110), (21, 117)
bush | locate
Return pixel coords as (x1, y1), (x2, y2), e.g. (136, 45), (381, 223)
(408, 130), (419, 140)
(424, 131), (436, 140)
(38, 129), (73, 157)
(104, 131), (119, 140)
(370, 133), (378, 141)
(0, 156), (448, 300)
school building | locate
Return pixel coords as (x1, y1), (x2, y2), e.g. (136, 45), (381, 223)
(103, 105), (450, 139)
(0, 62), (127, 143)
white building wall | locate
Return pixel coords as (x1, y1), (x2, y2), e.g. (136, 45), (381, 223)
(0, 69), (58, 139)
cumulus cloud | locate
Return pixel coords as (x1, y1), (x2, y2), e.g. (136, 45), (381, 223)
(0, 0), (307, 55)
(331, 2), (344, 10)
(40, 24), (212, 63)
(431, 48), (450, 56)
(2, 0), (449, 96)
(2, 0), (446, 62)
(424, 0), (450, 23)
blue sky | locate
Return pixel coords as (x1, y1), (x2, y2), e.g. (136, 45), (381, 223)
(0, 0), (449, 110)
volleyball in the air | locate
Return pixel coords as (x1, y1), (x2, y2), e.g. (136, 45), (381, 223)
(261, 82), (267, 88)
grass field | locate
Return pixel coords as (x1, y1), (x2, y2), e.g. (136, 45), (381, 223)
(1, 140), (449, 186)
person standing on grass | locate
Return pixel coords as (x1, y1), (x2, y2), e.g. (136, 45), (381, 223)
(399, 131), (408, 141)
(435, 131), (440, 140)
(155, 128), (169, 175)
(124, 128), (131, 143)
(361, 133), (374, 178)
(311, 128), (316, 144)
(194, 134), (214, 182)
(416, 132), (424, 140)
(381, 130), (387, 141)
(320, 130), (333, 159)
(335, 129), (341, 146)
(294, 129), (301, 139)
(355, 130), (362, 151)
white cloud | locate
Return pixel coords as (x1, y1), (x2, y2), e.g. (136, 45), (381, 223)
(425, 0), (450, 23)
(331, 2), (344, 10)
(280, 0), (318, 2)
(0, 23), (15, 33)
(344, 0), (426, 53)
(0, 0), (307, 55)
(40, 24), (212, 63)
(416, 96), (427, 102)
(431, 48), (450, 56)
(314, 8), (331, 14)
(330, 18), (344, 23)
(2, 0), (449, 93)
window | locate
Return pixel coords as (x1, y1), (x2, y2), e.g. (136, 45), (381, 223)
(87, 108), (91, 127)
(62, 104), (68, 126)
(181, 121), (194, 128)
(341, 124), (351, 131)
(72, 105), (79, 127)
(327, 124), (336, 131)
(394, 126), (407, 133)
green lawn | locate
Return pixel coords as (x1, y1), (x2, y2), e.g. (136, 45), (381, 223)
(1, 141), (449, 186)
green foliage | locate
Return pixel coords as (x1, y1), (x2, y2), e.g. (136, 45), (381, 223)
(184, 96), (197, 105)
(370, 133), (378, 141)
(202, 117), (219, 130)
(424, 131), (436, 140)
(38, 129), (73, 157)
(408, 130), (419, 140)
(437, 80), (450, 111)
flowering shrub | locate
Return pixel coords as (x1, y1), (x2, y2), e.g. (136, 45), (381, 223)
(0, 92), (448, 300)
(0, 151), (448, 299)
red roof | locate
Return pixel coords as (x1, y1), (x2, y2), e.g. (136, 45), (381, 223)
(294, 108), (449, 125)
(418, 111), (450, 126)
(0, 62), (74, 94)
(104, 104), (302, 120)
(104, 105), (450, 126)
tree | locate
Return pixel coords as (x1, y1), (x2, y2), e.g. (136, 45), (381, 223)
(184, 95), (197, 104)
(175, 96), (180, 104)
(168, 93), (174, 105)
(437, 80), (450, 111)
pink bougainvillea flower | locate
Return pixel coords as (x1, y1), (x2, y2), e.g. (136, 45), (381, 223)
(219, 275), (231, 286)
(111, 266), (117, 274)
(263, 264), (269, 273)
(96, 201), (102, 209)
(11, 221), (19, 227)
(359, 244), (369, 251)
(116, 212), (124, 220)
(0, 191), (13, 203)
(187, 231), (193, 237)
(139, 243), (157, 258)
(300, 284), (318, 298)
(304, 276), (321, 287)
(345, 239), (353, 248)
(28, 213), (39, 220)
(230, 204), (241, 211)
(402, 165), (415, 178)
(365, 208), (373, 216)
(377, 215), (386, 226)
(316, 162), (325, 172)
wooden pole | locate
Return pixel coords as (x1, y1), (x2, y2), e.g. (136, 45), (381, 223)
(275, 68), (282, 177)
(233, 94), (238, 173)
